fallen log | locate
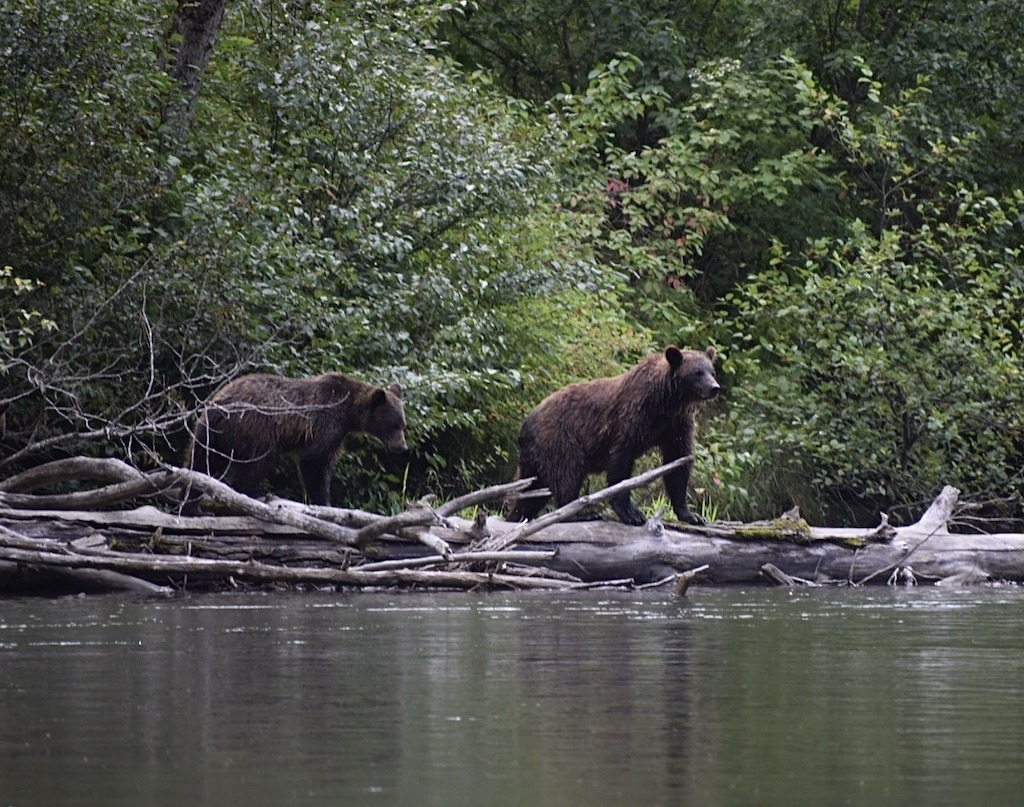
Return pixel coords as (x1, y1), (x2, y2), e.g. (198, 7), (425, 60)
(454, 485), (1024, 587)
(0, 456), (154, 493)
(1, 454), (1022, 594)
(0, 523), (601, 592)
(467, 455), (697, 553)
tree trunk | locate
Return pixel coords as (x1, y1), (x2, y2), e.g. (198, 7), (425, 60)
(159, 0), (229, 152)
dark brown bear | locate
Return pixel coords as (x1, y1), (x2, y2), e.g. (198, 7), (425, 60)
(507, 346), (719, 526)
(185, 372), (407, 510)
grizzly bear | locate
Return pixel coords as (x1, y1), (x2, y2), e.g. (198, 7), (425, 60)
(185, 372), (407, 511)
(507, 346), (719, 526)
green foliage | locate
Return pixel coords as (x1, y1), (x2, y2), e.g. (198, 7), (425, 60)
(749, 0), (1024, 196)
(442, 0), (735, 106)
(717, 189), (1024, 522)
(0, 0), (637, 509)
(0, 0), (168, 287)
(608, 56), (843, 308)
(3, 0), (1024, 526)
(0, 267), (56, 370)
(550, 52), (847, 348)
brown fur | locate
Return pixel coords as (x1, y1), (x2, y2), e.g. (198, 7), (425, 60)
(508, 346), (719, 526)
(185, 372), (407, 511)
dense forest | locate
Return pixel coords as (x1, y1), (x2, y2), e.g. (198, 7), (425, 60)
(1, 0), (1022, 528)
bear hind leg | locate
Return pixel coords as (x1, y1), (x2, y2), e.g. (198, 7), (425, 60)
(507, 488), (547, 522)
(506, 460), (548, 521)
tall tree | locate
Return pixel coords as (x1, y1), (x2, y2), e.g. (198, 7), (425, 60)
(159, 0), (229, 150)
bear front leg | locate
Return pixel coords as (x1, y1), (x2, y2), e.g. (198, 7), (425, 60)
(664, 461), (704, 525)
(610, 495), (646, 526)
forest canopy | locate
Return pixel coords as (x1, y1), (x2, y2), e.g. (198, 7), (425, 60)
(1, 0), (1022, 526)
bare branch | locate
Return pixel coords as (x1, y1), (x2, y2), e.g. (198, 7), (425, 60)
(0, 457), (147, 493)
(166, 467), (363, 545)
(0, 473), (177, 510)
(434, 478), (537, 517)
(479, 455), (695, 549)
(0, 527), (589, 592)
(356, 549), (557, 572)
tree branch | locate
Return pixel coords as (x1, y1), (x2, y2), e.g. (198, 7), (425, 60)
(479, 455), (695, 549)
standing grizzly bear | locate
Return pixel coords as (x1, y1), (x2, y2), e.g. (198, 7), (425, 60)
(507, 346), (720, 526)
(185, 372), (407, 510)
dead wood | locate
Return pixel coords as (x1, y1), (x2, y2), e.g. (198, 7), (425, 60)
(0, 472), (179, 510)
(0, 522), (592, 592)
(436, 485), (1024, 587)
(169, 468), (367, 545)
(1, 454), (1023, 595)
(673, 564), (709, 597)
(760, 563), (817, 587)
(356, 549), (558, 573)
(472, 455), (695, 551)
(0, 457), (150, 493)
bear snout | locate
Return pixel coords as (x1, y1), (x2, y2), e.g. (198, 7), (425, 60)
(704, 383), (721, 400)
(386, 435), (409, 454)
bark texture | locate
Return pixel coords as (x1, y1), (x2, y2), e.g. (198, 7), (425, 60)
(2, 457), (1021, 595)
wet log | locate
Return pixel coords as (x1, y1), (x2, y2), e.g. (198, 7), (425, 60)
(0, 457), (700, 593)
(0, 522), (614, 593)
(465, 485), (1024, 587)
(1, 454), (1023, 594)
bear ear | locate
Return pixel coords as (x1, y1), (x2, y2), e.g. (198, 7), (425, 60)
(664, 345), (684, 369)
(705, 346), (716, 362)
(371, 388), (388, 407)
(388, 382), (403, 399)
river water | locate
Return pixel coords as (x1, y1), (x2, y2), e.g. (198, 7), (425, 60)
(1, 586), (1023, 806)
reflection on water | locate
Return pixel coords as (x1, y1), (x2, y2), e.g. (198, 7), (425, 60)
(1, 587), (1023, 806)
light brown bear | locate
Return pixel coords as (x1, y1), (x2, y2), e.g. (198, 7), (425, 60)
(508, 346), (719, 525)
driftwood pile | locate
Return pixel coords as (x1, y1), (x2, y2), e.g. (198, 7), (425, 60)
(1, 455), (1023, 595)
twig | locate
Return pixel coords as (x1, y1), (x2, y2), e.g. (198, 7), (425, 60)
(673, 564), (710, 596)
(434, 478), (537, 517)
(856, 485), (960, 585)
(761, 562), (817, 587)
(166, 467), (363, 546)
(356, 549), (557, 572)
(354, 509), (444, 544)
(855, 526), (943, 586)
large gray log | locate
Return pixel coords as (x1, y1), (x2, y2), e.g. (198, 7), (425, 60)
(443, 486), (1024, 586)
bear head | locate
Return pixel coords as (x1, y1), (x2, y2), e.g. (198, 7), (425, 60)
(665, 345), (720, 402)
(367, 383), (409, 453)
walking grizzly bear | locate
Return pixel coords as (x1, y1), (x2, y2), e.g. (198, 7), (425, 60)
(507, 346), (720, 526)
(185, 372), (407, 511)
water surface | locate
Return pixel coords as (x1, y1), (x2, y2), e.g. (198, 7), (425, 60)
(1, 586), (1022, 806)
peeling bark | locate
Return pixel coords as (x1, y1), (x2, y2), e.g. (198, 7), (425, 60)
(1, 455), (1022, 595)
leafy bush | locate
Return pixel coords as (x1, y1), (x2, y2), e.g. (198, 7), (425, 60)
(717, 189), (1024, 523)
(0, 0), (639, 510)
